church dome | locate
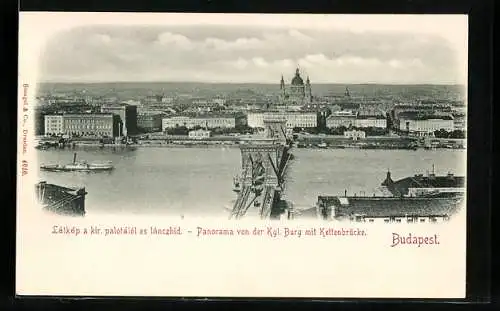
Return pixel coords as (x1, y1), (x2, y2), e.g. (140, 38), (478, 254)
(291, 68), (304, 85)
(291, 75), (304, 85)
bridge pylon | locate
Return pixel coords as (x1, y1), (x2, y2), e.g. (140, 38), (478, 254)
(230, 116), (294, 219)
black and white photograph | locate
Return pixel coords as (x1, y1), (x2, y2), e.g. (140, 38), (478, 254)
(31, 14), (467, 222)
(17, 13), (470, 298)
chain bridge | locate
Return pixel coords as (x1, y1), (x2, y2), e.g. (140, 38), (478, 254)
(230, 117), (294, 220)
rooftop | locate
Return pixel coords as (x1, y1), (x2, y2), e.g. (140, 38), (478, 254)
(61, 113), (114, 117)
(326, 114), (356, 119)
(138, 113), (162, 118)
(102, 103), (137, 108)
(382, 171), (465, 196)
(248, 109), (317, 114)
(356, 115), (387, 120)
(398, 111), (454, 120)
(358, 108), (386, 118)
(318, 195), (463, 217)
(166, 113), (243, 119)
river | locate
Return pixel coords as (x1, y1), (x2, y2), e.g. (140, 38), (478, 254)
(36, 147), (466, 217)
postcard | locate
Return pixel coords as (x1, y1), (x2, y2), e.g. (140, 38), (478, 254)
(17, 12), (468, 298)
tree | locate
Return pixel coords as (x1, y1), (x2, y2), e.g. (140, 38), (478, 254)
(317, 126), (329, 134)
(327, 125), (347, 135)
(167, 126), (189, 136)
(235, 124), (254, 134)
(363, 126), (388, 136)
(434, 129), (450, 138)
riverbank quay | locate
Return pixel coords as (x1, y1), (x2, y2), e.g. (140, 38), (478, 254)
(295, 134), (465, 150)
(296, 134), (418, 149)
(35, 134), (465, 150)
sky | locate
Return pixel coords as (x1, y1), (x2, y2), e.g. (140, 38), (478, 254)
(33, 14), (468, 85)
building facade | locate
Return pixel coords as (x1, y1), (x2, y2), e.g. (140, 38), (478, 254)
(63, 113), (117, 137)
(316, 195), (460, 223)
(391, 104), (452, 119)
(44, 113), (118, 137)
(326, 110), (387, 129)
(397, 112), (455, 136)
(162, 114), (245, 130)
(247, 111), (317, 129)
(354, 116), (387, 128)
(44, 115), (64, 136)
(101, 103), (138, 136)
(326, 110), (357, 128)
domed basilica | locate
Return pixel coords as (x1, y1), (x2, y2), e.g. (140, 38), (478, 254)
(279, 67), (313, 105)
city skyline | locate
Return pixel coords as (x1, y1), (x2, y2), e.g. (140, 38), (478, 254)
(38, 81), (466, 86)
(34, 15), (468, 85)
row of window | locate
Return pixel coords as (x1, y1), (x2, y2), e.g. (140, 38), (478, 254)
(288, 124), (316, 128)
(67, 131), (113, 136)
(250, 116), (316, 120)
(64, 118), (112, 122)
(45, 131), (113, 135)
(163, 122), (235, 128)
(66, 125), (112, 129)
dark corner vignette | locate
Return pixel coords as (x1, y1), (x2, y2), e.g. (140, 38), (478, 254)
(13, 0), (493, 306)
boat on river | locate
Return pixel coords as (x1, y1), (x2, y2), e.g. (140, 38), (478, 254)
(40, 153), (114, 172)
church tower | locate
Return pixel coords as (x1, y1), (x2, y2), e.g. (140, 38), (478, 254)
(279, 75), (286, 102)
(305, 76), (312, 104)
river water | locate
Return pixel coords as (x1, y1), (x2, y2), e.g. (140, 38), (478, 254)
(36, 147), (466, 217)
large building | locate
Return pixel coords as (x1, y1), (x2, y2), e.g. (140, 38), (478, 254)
(44, 115), (64, 136)
(396, 111), (454, 136)
(247, 110), (317, 129)
(390, 104), (452, 123)
(44, 113), (118, 137)
(354, 116), (387, 128)
(101, 103), (138, 136)
(326, 108), (387, 129)
(326, 110), (357, 128)
(279, 68), (312, 105)
(162, 114), (246, 130)
(381, 170), (465, 197)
